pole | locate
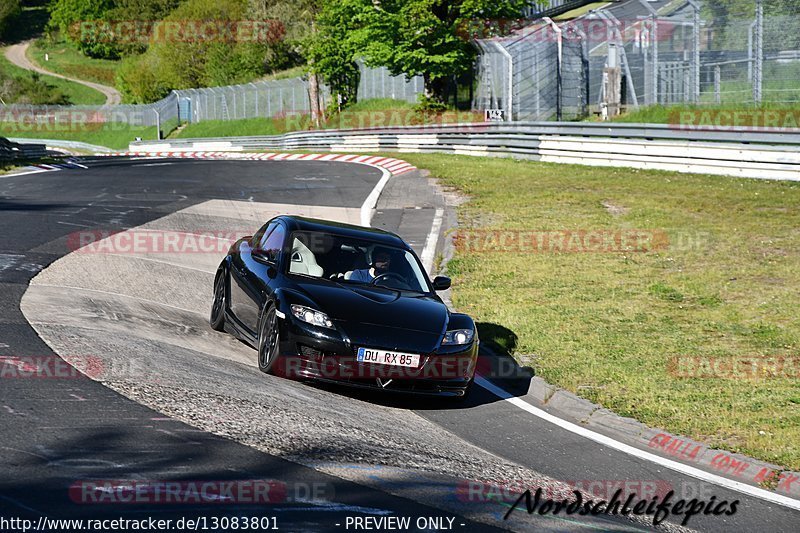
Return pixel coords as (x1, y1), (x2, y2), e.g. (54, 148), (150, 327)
(754, 0), (763, 103)
(544, 18), (563, 120)
(492, 41), (513, 121)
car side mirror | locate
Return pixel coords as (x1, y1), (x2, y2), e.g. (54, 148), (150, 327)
(252, 249), (274, 265)
(432, 276), (451, 291)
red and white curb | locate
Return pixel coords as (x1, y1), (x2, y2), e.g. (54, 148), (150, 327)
(99, 152), (417, 176)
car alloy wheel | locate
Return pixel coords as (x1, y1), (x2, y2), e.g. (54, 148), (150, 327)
(209, 270), (226, 331)
(258, 306), (279, 373)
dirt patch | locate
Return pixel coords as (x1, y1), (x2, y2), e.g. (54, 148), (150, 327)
(601, 199), (629, 216)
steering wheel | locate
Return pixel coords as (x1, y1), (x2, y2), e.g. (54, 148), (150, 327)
(371, 272), (408, 288)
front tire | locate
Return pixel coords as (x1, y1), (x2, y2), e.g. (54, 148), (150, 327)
(257, 305), (280, 374)
(209, 270), (226, 331)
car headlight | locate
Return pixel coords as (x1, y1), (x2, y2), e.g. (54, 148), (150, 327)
(290, 304), (334, 329)
(442, 329), (474, 345)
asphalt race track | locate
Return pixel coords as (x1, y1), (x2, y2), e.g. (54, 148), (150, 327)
(1, 157), (799, 532)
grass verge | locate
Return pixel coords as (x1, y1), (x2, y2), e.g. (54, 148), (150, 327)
(28, 39), (119, 87)
(395, 152), (800, 470)
(173, 99), (481, 138)
(609, 103), (800, 124)
(0, 49), (105, 105)
(1, 125), (156, 150)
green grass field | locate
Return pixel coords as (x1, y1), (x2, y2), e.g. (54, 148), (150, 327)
(173, 99), (483, 138)
(0, 49), (105, 105)
(28, 39), (119, 87)
(610, 102), (800, 124)
(395, 153), (800, 471)
(1, 125), (156, 150)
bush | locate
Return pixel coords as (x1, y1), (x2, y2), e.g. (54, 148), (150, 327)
(0, 0), (21, 40)
(0, 70), (70, 105)
(48, 0), (118, 58)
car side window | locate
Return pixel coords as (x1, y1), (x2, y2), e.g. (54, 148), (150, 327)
(259, 224), (286, 263)
(251, 221), (273, 249)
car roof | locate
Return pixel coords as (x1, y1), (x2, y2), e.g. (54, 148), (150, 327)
(277, 215), (409, 249)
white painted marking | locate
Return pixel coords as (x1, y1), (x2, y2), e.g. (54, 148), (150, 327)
(139, 163), (174, 167)
(475, 375), (800, 511)
(360, 167), (392, 227)
(56, 221), (92, 228)
(0, 168), (53, 178)
(421, 208), (444, 274)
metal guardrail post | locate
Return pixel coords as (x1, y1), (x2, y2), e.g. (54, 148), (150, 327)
(754, 0), (764, 103)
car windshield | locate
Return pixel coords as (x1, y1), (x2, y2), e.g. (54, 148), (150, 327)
(285, 230), (430, 293)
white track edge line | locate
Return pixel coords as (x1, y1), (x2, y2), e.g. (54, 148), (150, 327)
(474, 375), (800, 511)
(360, 167), (392, 227)
(421, 208), (444, 274)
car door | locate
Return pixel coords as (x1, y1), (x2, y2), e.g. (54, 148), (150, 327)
(230, 221), (273, 334)
(231, 221), (286, 335)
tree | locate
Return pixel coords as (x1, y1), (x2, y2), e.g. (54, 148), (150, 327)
(116, 0), (290, 102)
(0, 0), (21, 41)
(48, 0), (118, 58)
(249, 0), (322, 123)
(309, 0), (528, 105)
(305, 0), (361, 110)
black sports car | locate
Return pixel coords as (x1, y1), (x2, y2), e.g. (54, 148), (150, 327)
(210, 215), (479, 397)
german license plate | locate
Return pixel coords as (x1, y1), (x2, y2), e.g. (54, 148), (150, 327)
(357, 347), (420, 368)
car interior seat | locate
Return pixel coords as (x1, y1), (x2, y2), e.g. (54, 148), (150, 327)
(289, 237), (324, 276)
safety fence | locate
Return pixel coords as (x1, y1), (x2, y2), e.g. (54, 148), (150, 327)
(473, 0), (800, 121)
(0, 62), (423, 137)
(128, 122), (800, 181)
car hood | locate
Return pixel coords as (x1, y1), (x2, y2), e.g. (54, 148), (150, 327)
(291, 278), (448, 334)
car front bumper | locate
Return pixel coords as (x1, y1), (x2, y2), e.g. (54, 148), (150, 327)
(271, 314), (478, 396)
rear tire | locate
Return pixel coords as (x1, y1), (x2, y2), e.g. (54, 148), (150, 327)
(209, 270), (226, 331)
(257, 306), (280, 374)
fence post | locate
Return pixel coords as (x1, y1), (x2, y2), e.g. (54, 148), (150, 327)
(691, 0), (700, 103)
(544, 18), (563, 121)
(753, 0), (763, 103)
(714, 65), (721, 104)
(652, 15), (659, 105)
(748, 20), (755, 82)
(252, 84), (259, 116)
(491, 41), (513, 122)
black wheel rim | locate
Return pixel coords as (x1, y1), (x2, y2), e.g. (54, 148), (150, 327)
(259, 309), (278, 368)
(211, 274), (224, 321)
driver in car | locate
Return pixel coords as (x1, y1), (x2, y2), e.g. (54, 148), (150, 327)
(348, 247), (393, 283)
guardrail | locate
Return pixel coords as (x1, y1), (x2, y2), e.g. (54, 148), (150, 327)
(8, 138), (112, 154)
(128, 122), (800, 181)
(0, 137), (48, 162)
